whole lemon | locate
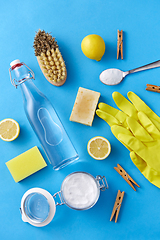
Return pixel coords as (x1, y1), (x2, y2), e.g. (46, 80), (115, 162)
(81, 34), (105, 61)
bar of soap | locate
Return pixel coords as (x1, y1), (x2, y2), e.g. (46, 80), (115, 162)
(6, 146), (47, 182)
(70, 87), (100, 126)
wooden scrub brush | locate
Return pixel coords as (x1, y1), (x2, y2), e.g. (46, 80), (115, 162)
(33, 30), (67, 86)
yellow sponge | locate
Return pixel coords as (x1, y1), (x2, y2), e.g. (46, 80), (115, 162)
(6, 146), (47, 182)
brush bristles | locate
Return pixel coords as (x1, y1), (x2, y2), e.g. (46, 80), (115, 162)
(33, 30), (67, 86)
(33, 30), (58, 56)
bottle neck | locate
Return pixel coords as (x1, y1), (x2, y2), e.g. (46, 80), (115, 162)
(11, 64), (42, 101)
(10, 63), (35, 88)
(20, 79), (41, 102)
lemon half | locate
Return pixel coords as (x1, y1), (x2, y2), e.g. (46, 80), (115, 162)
(87, 136), (111, 160)
(81, 34), (105, 61)
(0, 118), (20, 142)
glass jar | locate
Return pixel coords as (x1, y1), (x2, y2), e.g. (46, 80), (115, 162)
(20, 171), (108, 227)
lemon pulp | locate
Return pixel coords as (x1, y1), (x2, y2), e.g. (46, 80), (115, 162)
(0, 118), (20, 142)
(87, 136), (111, 160)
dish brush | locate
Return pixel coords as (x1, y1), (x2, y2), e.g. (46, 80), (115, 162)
(33, 30), (67, 86)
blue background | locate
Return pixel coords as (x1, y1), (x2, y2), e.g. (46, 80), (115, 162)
(0, 1), (160, 239)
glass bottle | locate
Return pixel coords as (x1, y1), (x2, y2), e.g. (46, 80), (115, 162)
(9, 60), (79, 170)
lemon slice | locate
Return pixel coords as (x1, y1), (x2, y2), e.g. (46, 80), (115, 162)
(87, 136), (111, 160)
(0, 118), (20, 142)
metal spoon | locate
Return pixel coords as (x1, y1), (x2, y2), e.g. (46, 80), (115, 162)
(100, 60), (160, 86)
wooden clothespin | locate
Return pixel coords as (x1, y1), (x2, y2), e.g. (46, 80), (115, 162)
(114, 164), (140, 191)
(117, 30), (123, 60)
(110, 190), (125, 223)
(146, 84), (160, 93)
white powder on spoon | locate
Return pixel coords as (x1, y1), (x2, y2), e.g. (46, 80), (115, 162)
(100, 68), (125, 85)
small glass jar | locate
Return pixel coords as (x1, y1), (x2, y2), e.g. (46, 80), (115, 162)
(20, 171), (108, 227)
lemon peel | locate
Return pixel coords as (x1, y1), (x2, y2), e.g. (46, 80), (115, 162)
(81, 34), (105, 61)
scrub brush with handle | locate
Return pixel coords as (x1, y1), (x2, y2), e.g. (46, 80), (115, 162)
(33, 30), (67, 86)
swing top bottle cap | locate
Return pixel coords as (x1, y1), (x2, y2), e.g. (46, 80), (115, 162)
(10, 59), (20, 67)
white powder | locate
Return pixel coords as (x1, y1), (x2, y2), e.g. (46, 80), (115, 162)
(61, 172), (99, 210)
(100, 68), (125, 85)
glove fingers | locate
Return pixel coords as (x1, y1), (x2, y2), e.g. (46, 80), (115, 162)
(127, 116), (153, 142)
(130, 151), (160, 188)
(128, 91), (160, 123)
(98, 102), (119, 116)
(112, 92), (138, 120)
(96, 109), (119, 127)
(149, 118), (160, 132)
(98, 102), (127, 125)
(138, 112), (160, 139)
(111, 125), (133, 151)
(118, 133), (147, 159)
(130, 151), (147, 172)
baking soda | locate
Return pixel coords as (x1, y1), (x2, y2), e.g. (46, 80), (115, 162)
(61, 172), (99, 209)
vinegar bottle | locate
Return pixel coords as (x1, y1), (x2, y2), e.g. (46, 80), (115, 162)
(9, 60), (79, 170)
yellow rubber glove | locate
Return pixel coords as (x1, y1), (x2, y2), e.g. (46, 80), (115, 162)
(115, 113), (160, 188)
(96, 91), (158, 149)
(97, 91), (160, 130)
(96, 91), (160, 188)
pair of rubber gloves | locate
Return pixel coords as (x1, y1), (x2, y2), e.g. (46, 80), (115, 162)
(96, 91), (160, 188)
